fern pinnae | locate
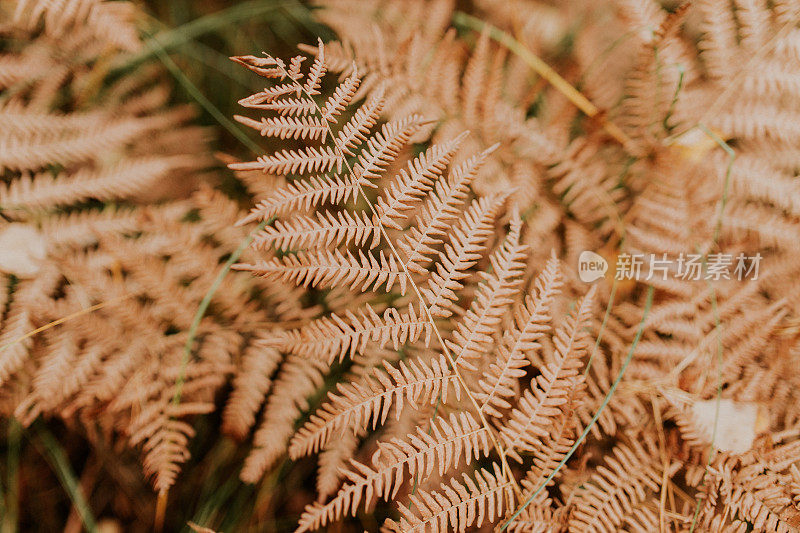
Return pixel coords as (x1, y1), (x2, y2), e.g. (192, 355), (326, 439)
(397, 145), (499, 275)
(374, 131), (468, 230)
(230, 144), (342, 175)
(288, 354), (458, 458)
(499, 287), (596, 463)
(475, 252), (563, 418)
(240, 353), (329, 483)
(229, 54), (288, 79)
(335, 84), (386, 157)
(252, 210), (382, 251)
(237, 248), (407, 294)
(421, 192), (509, 318)
(221, 339), (282, 440)
(295, 411), (491, 532)
(386, 462), (516, 533)
(351, 114), (426, 180)
(237, 82), (299, 108)
(233, 114), (328, 141)
(447, 211), (527, 371)
(235, 174), (360, 226)
(520, 384), (585, 490)
(320, 71), (360, 122)
(302, 40), (326, 95)
(232, 95), (318, 116)
(267, 303), (432, 363)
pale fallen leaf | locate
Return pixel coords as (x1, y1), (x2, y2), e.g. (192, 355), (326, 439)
(690, 398), (764, 454)
(0, 223), (47, 277)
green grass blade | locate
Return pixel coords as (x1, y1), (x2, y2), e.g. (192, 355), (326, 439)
(146, 34), (263, 155)
(32, 423), (97, 533)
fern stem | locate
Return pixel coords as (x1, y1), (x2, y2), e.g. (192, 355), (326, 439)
(501, 284), (654, 529)
(452, 11), (637, 152)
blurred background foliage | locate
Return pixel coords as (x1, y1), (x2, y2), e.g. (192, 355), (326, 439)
(133, 0), (332, 200)
(0, 2), (353, 532)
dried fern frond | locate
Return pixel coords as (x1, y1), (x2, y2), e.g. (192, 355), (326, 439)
(228, 42), (602, 532)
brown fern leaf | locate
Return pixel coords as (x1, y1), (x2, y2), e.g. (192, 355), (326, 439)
(296, 411), (490, 532)
(237, 248), (407, 294)
(240, 354), (329, 483)
(474, 251), (562, 417)
(567, 438), (662, 532)
(500, 286), (595, 462)
(421, 193), (508, 317)
(397, 146), (497, 275)
(228, 39), (595, 530)
(288, 355), (458, 458)
(385, 462), (515, 532)
(236, 173), (361, 226)
(221, 338), (282, 440)
(265, 303), (432, 363)
(447, 211), (528, 370)
(253, 210), (382, 251)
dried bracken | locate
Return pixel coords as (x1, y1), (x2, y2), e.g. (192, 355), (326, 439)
(3, 0), (800, 531)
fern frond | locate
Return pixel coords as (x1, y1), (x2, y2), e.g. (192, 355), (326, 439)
(296, 411), (491, 532)
(448, 212), (528, 370)
(475, 253), (563, 417)
(229, 144), (342, 175)
(265, 303), (431, 363)
(375, 132), (467, 229)
(221, 340), (282, 440)
(351, 115), (425, 180)
(335, 85), (385, 156)
(253, 210), (381, 251)
(0, 268), (60, 387)
(235, 248), (407, 293)
(240, 354), (329, 483)
(236, 174), (360, 226)
(0, 156), (193, 211)
(321, 71), (360, 122)
(233, 114), (328, 141)
(385, 462), (515, 533)
(567, 439), (662, 532)
(288, 355), (458, 457)
(422, 194), (507, 317)
(500, 287), (595, 462)
(132, 403), (215, 494)
(398, 146), (496, 274)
